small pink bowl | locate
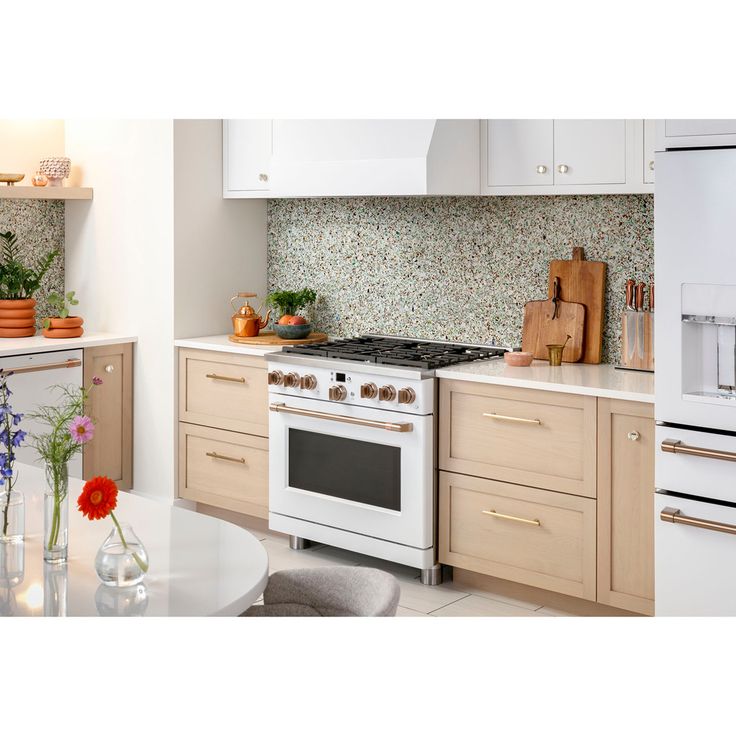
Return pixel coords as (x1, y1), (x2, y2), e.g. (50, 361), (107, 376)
(504, 351), (533, 367)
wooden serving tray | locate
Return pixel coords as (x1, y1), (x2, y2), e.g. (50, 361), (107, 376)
(228, 331), (328, 346)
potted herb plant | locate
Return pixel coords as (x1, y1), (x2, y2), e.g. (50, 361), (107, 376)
(42, 290), (84, 339)
(0, 231), (59, 338)
(266, 288), (317, 339)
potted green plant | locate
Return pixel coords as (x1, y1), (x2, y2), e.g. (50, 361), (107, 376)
(42, 290), (84, 339)
(266, 288), (317, 339)
(0, 231), (59, 338)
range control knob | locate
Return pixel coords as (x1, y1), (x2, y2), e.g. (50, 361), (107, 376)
(300, 374), (317, 390)
(283, 372), (300, 388)
(360, 382), (378, 399)
(329, 385), (348, 402)
(267, 370), (284, 386)
(378, 385), (397, 402)
(397, 387), (416, 405)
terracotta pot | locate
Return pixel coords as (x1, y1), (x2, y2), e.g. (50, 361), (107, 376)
(47, 316), (84, 330)
(42, 327), (84, 339)
(0, 299), (36, 338)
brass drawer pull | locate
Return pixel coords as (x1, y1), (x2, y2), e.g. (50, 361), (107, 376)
(206, 451), (246, 464)
(5, 358), (82, 375)
(660, 506), (736, 536)
(661, 438), (736, 462)
(482, 412), (542, 425)
(269, 402), (413, 433)
(205, 373), (246, 384)
(482, 509), (541, 527)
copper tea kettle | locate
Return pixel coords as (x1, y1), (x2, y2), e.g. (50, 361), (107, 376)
(231, 292), (271, 338)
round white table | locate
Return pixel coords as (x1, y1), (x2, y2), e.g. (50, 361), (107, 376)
(0, 464), (269, 616)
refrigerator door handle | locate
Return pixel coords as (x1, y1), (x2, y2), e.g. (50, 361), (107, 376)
(660, 506), (736, 536)
(661, 438), (736, 463)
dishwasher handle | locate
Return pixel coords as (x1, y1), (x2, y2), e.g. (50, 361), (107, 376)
(3, 358), (82, 376)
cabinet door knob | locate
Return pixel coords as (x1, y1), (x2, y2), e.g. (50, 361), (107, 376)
(557, 164), (569, 174)
(536, 165), (547, 174)
(627, 431), (640, 441)
(649, 160), (655, 171)
(104, 364), (115, 373)
(258, 173), (269, 182)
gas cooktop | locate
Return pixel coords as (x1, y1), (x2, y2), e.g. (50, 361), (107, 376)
(279, 335), (507, 370)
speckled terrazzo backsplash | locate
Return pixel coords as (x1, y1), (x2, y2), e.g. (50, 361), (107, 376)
(267, 195), (654, 364)
(0, 201), (64, 329)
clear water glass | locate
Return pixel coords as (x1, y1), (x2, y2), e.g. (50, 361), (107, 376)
(95, 522), (149, 587)
(0, 489), (24, 544)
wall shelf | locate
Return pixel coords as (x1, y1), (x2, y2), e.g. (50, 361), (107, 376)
(0, 186), (93, 201)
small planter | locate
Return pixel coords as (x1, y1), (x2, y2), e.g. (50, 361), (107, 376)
(0, 299), (36, 338)
(42, 316), (84, 339)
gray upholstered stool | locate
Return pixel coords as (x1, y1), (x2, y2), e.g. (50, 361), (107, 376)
(243, 566), (400, 617)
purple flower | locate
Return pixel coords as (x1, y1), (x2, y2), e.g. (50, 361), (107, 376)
(11, 430), (26, 448)
(69, 415), (95, 444)
(92, 376), (103, 386)
(11, 412), (22, 426)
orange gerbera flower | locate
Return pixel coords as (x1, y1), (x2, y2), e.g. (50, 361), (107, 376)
(77, 476), (118, 520)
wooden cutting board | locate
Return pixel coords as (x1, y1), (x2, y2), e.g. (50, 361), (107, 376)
(548, 247), (607, 364)
(522, 295), (585, 362)
(228, 331), (328, 346)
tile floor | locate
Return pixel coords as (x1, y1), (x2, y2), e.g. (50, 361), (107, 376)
(244, 523), (572, 617)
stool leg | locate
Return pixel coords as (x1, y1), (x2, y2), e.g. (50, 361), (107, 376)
(420, 564), (442, 586)
(289, 535), (311, 550)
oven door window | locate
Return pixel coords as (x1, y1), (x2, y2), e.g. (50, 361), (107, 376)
(288, 428), (401, 511)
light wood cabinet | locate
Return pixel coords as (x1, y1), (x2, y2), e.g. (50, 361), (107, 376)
(83, 343), (133, 490)
(439, 471), (597, 600)
(596, 399), (655, 615)
(177, 348), (269, 519)
(439, 380), (597, 498)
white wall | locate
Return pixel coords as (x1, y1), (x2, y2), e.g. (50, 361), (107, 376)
(64, 120), (176, 502)
(173, 120), (267, 338)
(0, 120), (65, 181)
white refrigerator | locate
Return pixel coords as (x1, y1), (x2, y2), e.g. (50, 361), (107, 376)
(655, 147), (736, 615)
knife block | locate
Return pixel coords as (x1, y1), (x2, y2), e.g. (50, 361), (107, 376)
(620, 311), (654, 371)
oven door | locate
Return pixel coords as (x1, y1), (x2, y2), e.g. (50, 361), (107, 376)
(269, 396), (433, 549)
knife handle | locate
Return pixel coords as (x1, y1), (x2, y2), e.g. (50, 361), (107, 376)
(625, 279), (635, 310)
(649, 278), (654, 312)
(635, 282), (646, 311)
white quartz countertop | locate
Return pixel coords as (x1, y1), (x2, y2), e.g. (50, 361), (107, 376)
(175, 334), (286, 357)
(0, 332), (136, 358)
(436, 359), (654, 403)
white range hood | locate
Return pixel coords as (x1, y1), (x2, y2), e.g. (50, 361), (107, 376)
(224, 119), (480, 198)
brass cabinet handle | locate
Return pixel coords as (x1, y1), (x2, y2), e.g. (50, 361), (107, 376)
(661, 438), (736, 463)
(482, 412), (542, 425)
(206, 451), (246, 464)
(4, 358), (81, 375)
(482, 509), (541, 527)
(660, 506), (736, 536)
(269, 402), (413, 433)
(205, 373), (246, 384)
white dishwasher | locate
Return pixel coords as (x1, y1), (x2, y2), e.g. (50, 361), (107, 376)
(0, 349), (84, 478)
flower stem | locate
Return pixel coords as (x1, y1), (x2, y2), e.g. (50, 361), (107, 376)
(1, 381), (14, 537)
(110, 511), (148, 573)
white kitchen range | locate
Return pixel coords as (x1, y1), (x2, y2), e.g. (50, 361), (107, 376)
(266, 336), (506, 584)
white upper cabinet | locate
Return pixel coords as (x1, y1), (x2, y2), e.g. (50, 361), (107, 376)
(482, 119), (653, 195)
(553, 120), (626, 185)
(644, 120), (656, 184)
(223, 120), (479, 198)
(656, 120), (736, 151)
(486, 120), (553, 187)
(223, 120), (272, 194)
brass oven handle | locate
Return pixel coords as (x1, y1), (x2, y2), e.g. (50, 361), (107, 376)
(660, 506), (736, 536)
(4, 358), (82, 375)
(206, 451), (246, 464)
(482, 509), (541, 526)
(661, 438), (736, 463)
(205, 373), (247, 384)
(482, 412), (542, 425)
(269, 402), (413, 433)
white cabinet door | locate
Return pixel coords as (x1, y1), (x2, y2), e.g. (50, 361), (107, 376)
(486, 120), (553, 187)
(553, 120), (626, 185)
(223, 120), (272, 195)
(657, 120), (736, 150)
(644, 120), (656, 184)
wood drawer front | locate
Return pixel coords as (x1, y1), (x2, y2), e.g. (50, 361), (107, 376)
(179, 348), (268, 436)
(439, 471), (596, 601)
(439, 380), (597, 497)
(179, 423), (268, 519)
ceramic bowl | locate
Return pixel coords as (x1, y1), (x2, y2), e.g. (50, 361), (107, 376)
(274, 322), (313, 340)
(504, 351), (533, 367)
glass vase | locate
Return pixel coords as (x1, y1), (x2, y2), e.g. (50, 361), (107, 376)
(95, 521), (149, 587)
(44, 463), (69, 564)
(0, 487), (24, 544)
